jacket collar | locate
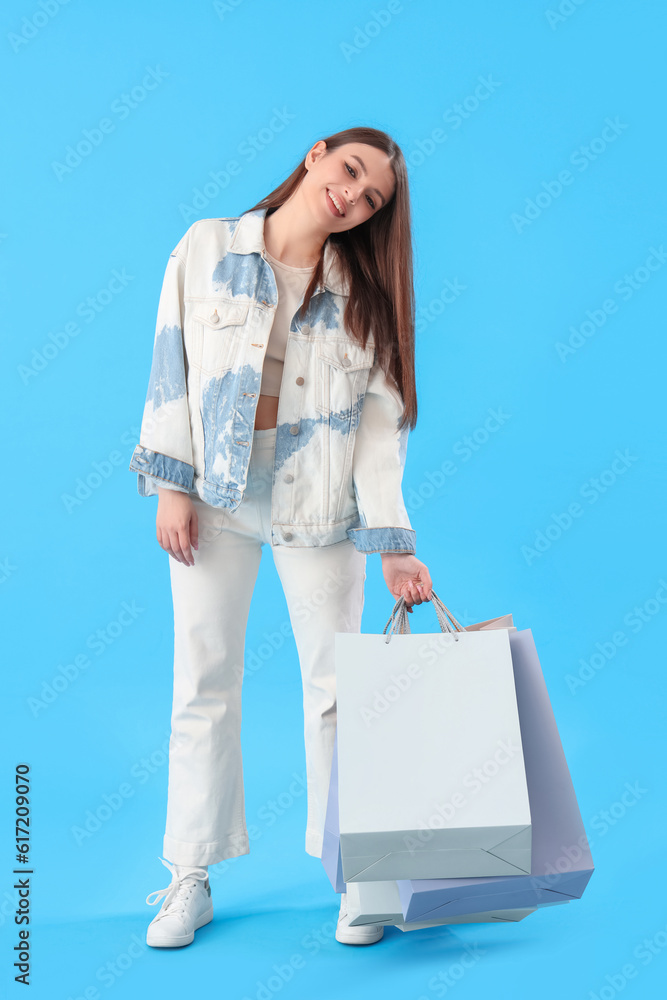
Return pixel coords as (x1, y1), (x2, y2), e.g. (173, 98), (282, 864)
(228, 207), (350, 297)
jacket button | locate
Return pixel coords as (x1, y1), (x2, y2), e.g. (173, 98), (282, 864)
(284, 532), (293, 541)
(342, 356), (351, 367)
(295, 376), (304, 385)
(210, 311), (219, 324)
(284, 473), (294, 483)
(289, 425), (299, 435)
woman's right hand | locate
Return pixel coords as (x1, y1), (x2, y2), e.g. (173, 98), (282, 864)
(156, 488), (199, 566)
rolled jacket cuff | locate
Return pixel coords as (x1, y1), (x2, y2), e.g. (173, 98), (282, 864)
(346, 526), (417, 554)
(129, 445), (194, 495)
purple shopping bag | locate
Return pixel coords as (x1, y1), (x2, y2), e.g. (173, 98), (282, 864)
(397, 628), (595, 921)
(321, 725), (345, 893)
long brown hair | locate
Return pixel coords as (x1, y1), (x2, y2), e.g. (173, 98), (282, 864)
(243, 126), (417, 431)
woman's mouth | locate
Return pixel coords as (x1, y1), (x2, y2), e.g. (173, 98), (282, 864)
(326, 188), (345, 217)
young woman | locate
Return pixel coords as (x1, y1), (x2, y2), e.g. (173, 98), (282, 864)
(129, 126), (434, 948)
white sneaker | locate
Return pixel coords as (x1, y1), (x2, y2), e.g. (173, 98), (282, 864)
(146, 857), (213, 948)
(335, 892), (384, 945)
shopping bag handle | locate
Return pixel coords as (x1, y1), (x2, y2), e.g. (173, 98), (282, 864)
(382, 590), (466, 643)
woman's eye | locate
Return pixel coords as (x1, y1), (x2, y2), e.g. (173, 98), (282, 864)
(345, 162), (374, 209)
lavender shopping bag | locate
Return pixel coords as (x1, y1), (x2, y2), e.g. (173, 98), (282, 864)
(345, 877), (570, 929)
(321, 722), (345, 893)
(397, 627), (595, 921)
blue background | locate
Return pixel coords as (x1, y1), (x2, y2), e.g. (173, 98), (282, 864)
(3, 0), (666, 997)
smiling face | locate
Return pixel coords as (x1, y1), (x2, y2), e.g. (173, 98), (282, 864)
(302, 140), (396, 233)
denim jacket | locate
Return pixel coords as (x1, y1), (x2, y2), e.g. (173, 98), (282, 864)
(128, 207), (416, 554)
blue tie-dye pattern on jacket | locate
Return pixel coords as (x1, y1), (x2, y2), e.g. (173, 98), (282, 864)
(147, 324), (187, 408)
(128, 208), (416, 555)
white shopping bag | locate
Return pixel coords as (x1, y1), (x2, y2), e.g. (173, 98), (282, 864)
(335, 592), (532, 882)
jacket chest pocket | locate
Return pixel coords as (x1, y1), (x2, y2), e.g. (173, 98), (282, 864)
(187, 299), (249, 377)
(315, 339), (375, 419)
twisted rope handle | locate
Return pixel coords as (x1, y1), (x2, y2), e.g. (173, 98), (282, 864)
(382, 590), (466, 643)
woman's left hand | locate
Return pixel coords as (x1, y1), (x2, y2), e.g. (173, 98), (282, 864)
(381, 553), (433, 611)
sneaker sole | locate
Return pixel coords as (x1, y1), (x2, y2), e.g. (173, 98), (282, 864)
(335, 925), (384, 945)
(146, 906), (214, 948)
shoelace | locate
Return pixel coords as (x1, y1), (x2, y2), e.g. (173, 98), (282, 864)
(146, 856), (209, 923)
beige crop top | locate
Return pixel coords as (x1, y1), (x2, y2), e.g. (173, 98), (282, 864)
(261, 248), (315, 397)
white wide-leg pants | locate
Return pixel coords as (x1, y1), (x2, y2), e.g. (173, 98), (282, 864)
(162, 425), (366, 866)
